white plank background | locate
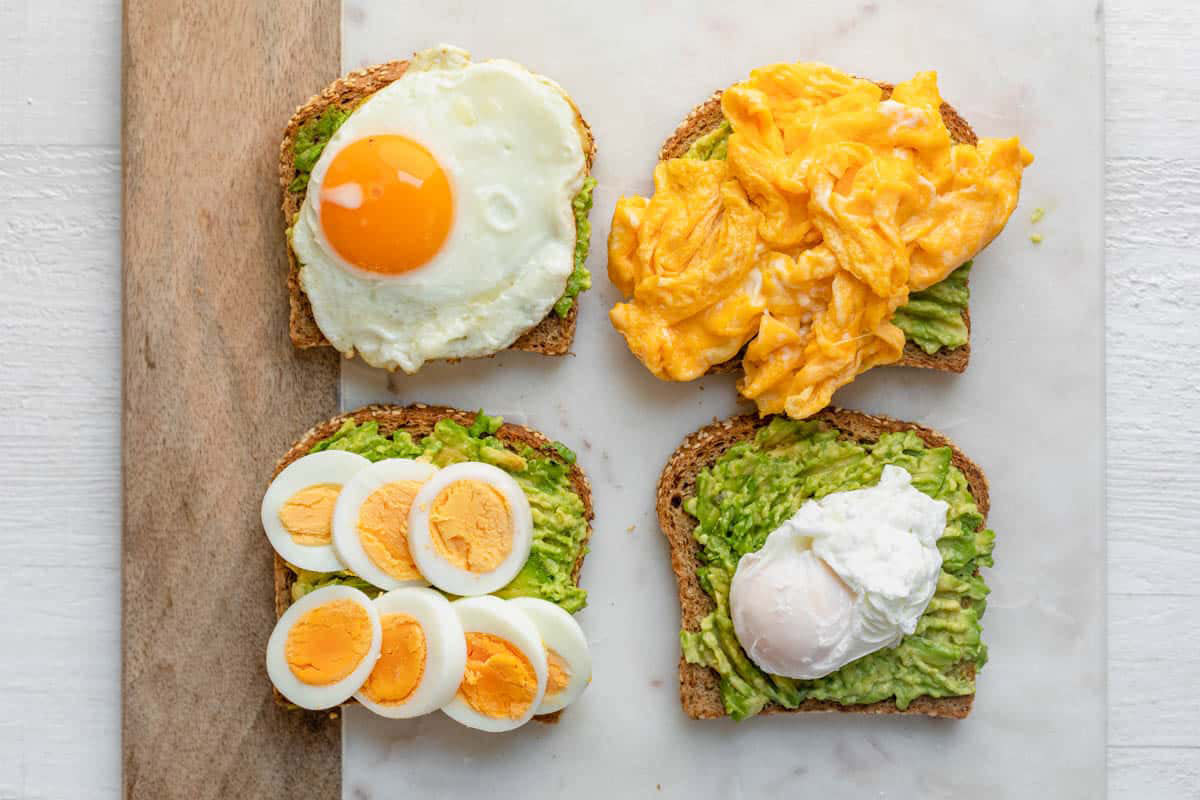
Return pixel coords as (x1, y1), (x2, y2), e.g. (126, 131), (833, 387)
(0, 0), (1195, 797)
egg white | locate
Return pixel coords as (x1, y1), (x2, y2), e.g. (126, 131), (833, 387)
(508, 597), (591, 714)
(261, 450), (370, 572)
(442, 596), (547, 732)
(407, 462), (533, 596)
(266, 585), (382, 710)
(354, 587), (467, 719)
(331, 458), (439, 590)
(291, 45), (587, 373)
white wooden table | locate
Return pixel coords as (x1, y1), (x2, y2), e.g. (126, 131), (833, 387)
(0, 1), (1196, 797)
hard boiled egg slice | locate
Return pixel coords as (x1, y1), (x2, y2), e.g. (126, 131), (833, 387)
(354, 587), (466, 719)
(407, 462), (533, 596)
(509, 597), (591, 714)
(261, 450), (370, 572)
(442, 596), (547, 732)
(266, 584), (381, 710)
(331, 458), (439, 590)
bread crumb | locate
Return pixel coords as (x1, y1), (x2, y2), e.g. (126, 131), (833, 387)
(1030, 233), (1043, 244)
(626, 524), (636, 533)
(1031, 207), (1045, 223)
(328, 712), (339, 720)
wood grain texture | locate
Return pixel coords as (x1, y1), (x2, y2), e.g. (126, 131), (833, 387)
(122, 2), (341, 798)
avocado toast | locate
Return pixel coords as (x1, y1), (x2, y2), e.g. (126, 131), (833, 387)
(657, 409), (993, 720)
(269, 403), (594, 723)
(659, 84), (978, 375)
(279, 59), (598, 360)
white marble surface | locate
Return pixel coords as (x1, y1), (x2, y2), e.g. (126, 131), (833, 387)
(4, 1), (1200, 798)
(339, 2), (1104, 797)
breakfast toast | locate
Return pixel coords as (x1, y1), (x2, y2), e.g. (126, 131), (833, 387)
(279, 62), (597, 358)
(270, 403), (594, 723)
(656, 408), (990, 720)
(660, 85), (975, 375)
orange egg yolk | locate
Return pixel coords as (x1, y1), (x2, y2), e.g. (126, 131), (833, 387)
(429, 480), (513, 573)
(319, 134), (454, 275)
(458, 633), (537, 719)
(359, 613), (427, 705)
(544, 647), (570, 697)
(284, 599), (372, 686)
(278, 483), (341, 546)
(356, 480), (426, 581)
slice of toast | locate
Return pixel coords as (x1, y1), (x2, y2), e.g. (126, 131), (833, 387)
(656, 408), (991, 720)
(269, 403), (594, 723)
(659, 84), (975, 375)
(278, 62), (597, 359)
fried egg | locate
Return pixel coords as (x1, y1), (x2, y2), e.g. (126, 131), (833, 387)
(290, 45), (588, 373)
(407, 462), (533, 596)
(261, 450), (370, 572)
(508, 597), (591, 714)
(331, 458), (439, 590)
(354, 587), (467, 719)
(442, 596), (547, 732)
(266, 585), (381, 710)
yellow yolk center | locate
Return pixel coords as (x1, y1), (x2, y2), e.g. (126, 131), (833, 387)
(284, 599), (372, 686)
(278, 483), (341, 546)
(458, 633), (537, 719)
(359, 613), (427, 705)
(319, 134), (454, 275)
(356, 480), (425, 581)
(608, 64), (1033, 419)
(544, 647), (570, 697)
(429, 480), (513, 573)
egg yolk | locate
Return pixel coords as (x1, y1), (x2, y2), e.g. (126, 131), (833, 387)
(284, 599), (372, 686)
(544, 647), (570, 697)
(429, 480), (512, 573)
(359, 613), (427, 705)
(458, 633), (537, 719)
(356, 480), (425, 581)
(608, 64), (1033, 419)
(319, 134), (454, 275)
(278, 483), (340, 546)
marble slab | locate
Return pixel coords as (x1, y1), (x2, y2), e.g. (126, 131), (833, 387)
(340, 1), (1104, 796)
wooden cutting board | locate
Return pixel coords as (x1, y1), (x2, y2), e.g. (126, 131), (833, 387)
(122, 2), (341, 797)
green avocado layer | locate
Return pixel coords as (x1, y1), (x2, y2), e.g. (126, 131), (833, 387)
(289, 109), (594, 316)
(684, 122), (970, 355)
(679, 417), (994, 721)
(286, 412), (590, 613)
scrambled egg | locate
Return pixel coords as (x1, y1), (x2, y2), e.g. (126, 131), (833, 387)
(609, 64), (1032, 418)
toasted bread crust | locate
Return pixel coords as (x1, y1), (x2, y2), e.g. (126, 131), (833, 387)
(278, 61), (596, 360)
(658, 84), (974, 376)
(269, 403), (594, 724)
(656, 408), (990, 720)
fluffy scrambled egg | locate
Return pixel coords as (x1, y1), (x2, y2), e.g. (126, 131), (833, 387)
(356, 480), (425, 581)
(284, 599), (373, 685)
(609, 63), (1032, 418)
(429, 480), (513, 573)
(278, 483), (341, 546)
(359, 613), (427, 705)
(458, 633), (537, 718)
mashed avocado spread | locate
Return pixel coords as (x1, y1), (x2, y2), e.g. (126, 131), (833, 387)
(289, 109), (594, 317)
(680, 418), (994, 720)
(684, 122), (970, 355)
(286, 412), (589, 613)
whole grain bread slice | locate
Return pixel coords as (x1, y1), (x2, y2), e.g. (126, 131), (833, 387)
(659, 84), (974, 375)
(279, 61), (597, 359)
(656, 408), (991, 720)
(269, 403), (594, 723)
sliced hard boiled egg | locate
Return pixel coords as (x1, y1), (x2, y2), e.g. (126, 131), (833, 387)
(442, 596), (547, 732)
(261, 450), (370, 572)
(508, 597), (591, 714)
(407, 462), (533, 596)
(331, 458), (439, 590)
(266, 584), (381, 710)
(354, 587), (467, 719)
